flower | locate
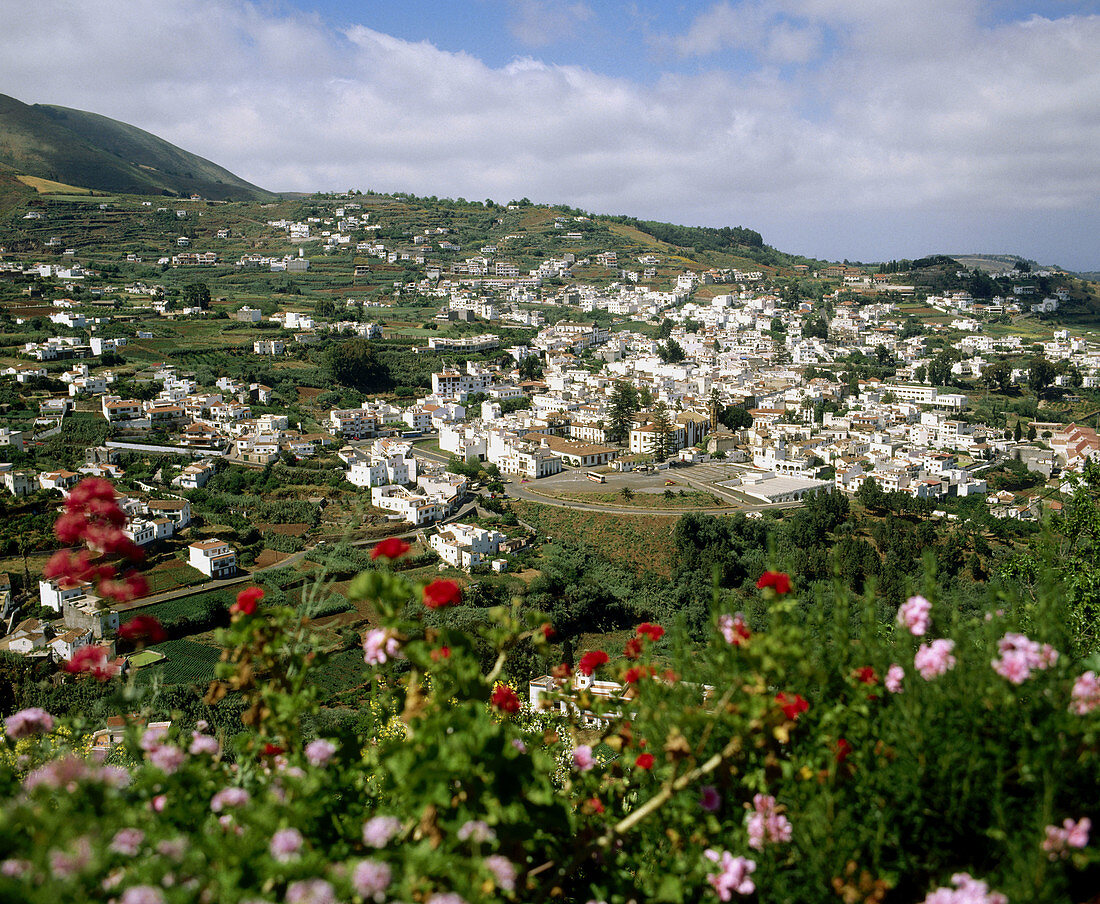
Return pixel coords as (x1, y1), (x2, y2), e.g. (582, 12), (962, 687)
(363, 629), (401, 666)
(269, 828), (304, 862)
(699, 785), (722, 812)
(305, 738), (337, 767)
(573, 744), (595, 772)
(189, 733), (219, 757)
(919, 872), (1006, 904)
(746, 793), (792, 850)
(578, 650), (609, 676)
(353, 859), (393, 901)
(588, 797), (605, 814)
(491, 685), (521, 713)
(262, 742), (285, 757)
(1042, 817), (1090, 859)
(457, 820), (496, 843)
(423, 578), (462, 608)
(63, 645), (119, 681)
(704, 849), (756, 899)
(551, 662), (572, 679)
(285, 879), (337, 904)
(109, 828), (145, 857)
(485, 855), (517, 893)
(635, 752), (655, 770)
(622, 637), (644, 659)
(624, 666), (654, 684)
(775, 692), (809, 720)
(4, 707), (54, 739)
(149, 744), (185, 774)
(897, 595), (932, 636)
(1071, 671), (1100, 715)
(541, 623), (555, 639)
(427, 895), (469, 904)
(210, 787), (250, 812)
(756, 571), (791, 594)
(636, 622), (665, 641)
(511, 738), (527, 753)
(914, 639), (956, 680)
(117, 616), (167, 645)
(431, 646), (451, 661)
(885, 664), (905, 694)
(231, 586), (264, 616)
(0, 860), (30, 878)
(835, 738), (852, 763)
(371, 537), (410, 560)
(854, 666), (878, 685)
(991, 632), (1059, 684)
(362, 816), (402, 848)
(120, 887), (165, 904)
(718, 613), (751, 646)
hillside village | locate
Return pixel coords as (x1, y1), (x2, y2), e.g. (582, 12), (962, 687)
(0, 189), (1098, 668)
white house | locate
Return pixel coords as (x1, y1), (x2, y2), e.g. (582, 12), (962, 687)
(188, 539), (237, 578)
(430, 522), (506, 571)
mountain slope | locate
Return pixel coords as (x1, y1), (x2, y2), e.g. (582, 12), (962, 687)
(0, 93), (274, 201)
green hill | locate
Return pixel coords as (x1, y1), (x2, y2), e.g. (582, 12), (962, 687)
(0, 93), (274, 202)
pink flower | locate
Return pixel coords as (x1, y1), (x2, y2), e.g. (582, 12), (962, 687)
(573, 744), (595, 772)
(269, 828), (304, 862)
(4, 707), (54, 739)
(700, 785), (722, 812)
(885, 664), (905, 694)
(897, 595), (932, 636)
(140, 724), (169, 751)
(305, 738), (337, 767)
(362, 816), (402, 848)
(914, 639), (956, 680)
(0, 859), (30, 878)
(746, 793), (792, 851)
(457, 820), (496, 843)
(485, 855), (517, 892)
(189, 733), (219, 757)
(210, 787), (250, 812)
(148, 744), (185, 774)
(109, 828), (145, 857)
(151, 794), (167, 813)
(120, 887), (166, 904)
(353, 859), (393, 901)
(1042, 817), (1091, 859)
(286, 879), (337, 904)
(1071, 671), (1100, 715)
(718, 613), (752, 646)
(63, 645), (119, 681)
(363, 629), (401, 666)
(920, 872), (1006, 904)
(991, 632), (1059, 684)
(704, 849), (756, 899)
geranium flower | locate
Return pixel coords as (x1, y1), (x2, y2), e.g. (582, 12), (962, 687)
(854, 666), (878, 685)
(636, 622), (665, 642)
(118, 616), (167, 645)
(756, 571), (791, 594)
(897, 595), (932, 636)
(718, 612), (752, 646)
(578, 650), (609, 676)
(423, 579), (461, 608)
(635, 752), (655, 770)
(63, 645), (119, 681)
(490, 685), (520, 713)
(371, 537), (410, 560)
(775, 692), (809, 720)
(231, 586), (264, 616)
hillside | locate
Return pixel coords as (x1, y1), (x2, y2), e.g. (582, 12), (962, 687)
(0, 93), (274, 202)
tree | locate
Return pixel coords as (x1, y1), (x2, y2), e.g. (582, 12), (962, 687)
(1028, 357), (1056, 394)
(928, 353), (952, 388)
(1014, 421), (1023, 443)
(657, 319), (674, 339)
(607, 381), (639, 444)
(658, 338), (685, 364)
(983, 360), (1012, 394)
(803, 316), (828, 340)
(183, 282), (211, 310)
(324, 338), (387, 392)
(638, 385), (654, 408)
(651, 401), (674, 460)
(517, 355), (543, 381)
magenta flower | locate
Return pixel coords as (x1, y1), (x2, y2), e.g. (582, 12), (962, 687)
(704, 849), (756, 899)
(148, 744), (185, 775)
(109, 828), (145, 857)
(573, 744), (595, 772)
(457, 820), (496, 843)
(362, 815), (402, 848)
(353, 859), (393, 901)
(189, 733), (220, 757)
(991, 632), (1059, 684)
(120, 887), (166, 904)
(1042, 817), (1091, 859)
(914, 639), (956, 680)
(285, 879), (337, 904)
(700, 785), (722, 812)
(269, 827), (304, 862)
(885, 664), (905, 694)
(485, 854), (517, 892)
(897, 595), (932, 636)
(210, 787), (250, 812)
(746, 793), (792, 851)
(920, 872), (1006, 904)
(363, 629), (401, 666)
(3, 707), (54, 739)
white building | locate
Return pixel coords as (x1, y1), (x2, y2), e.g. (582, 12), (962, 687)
(188, 539), (237, 578)
(430, 522), (506, 571)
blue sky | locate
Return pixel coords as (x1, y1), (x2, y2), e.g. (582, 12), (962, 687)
(2, 0), (1099, 268)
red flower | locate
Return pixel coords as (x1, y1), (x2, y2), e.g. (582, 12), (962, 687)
(491, 685), (521, 713)
(541, 623), (555, 640)
(634, 753), (655, 770)
(423, 579), (462, 609)
(588, 797), (605, 814)
(624, 666), (655, 684)
(371, 537), (411, 561)
(757, 571), (791, 594)
(577, 650), (609, 676)
(855, 666), (878, 685)
(118, 616), (167, 645)
(775, 692), (809, 721)
(232, 586), (264, 616)
(262, 743), (285, 757)
(623, 637), (644, 659)
(636, 622), (665, 642)
(835, 738), (852, 763)
(430, 646), (451, 661)
(551, 662), (572, 680)
(64, 645), (119, 681)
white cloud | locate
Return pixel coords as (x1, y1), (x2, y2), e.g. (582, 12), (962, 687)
(507, 0), (594, 47)
(0, 0), (1096, 266)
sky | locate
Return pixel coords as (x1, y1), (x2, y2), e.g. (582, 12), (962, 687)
(2, 0), (1099, 269)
